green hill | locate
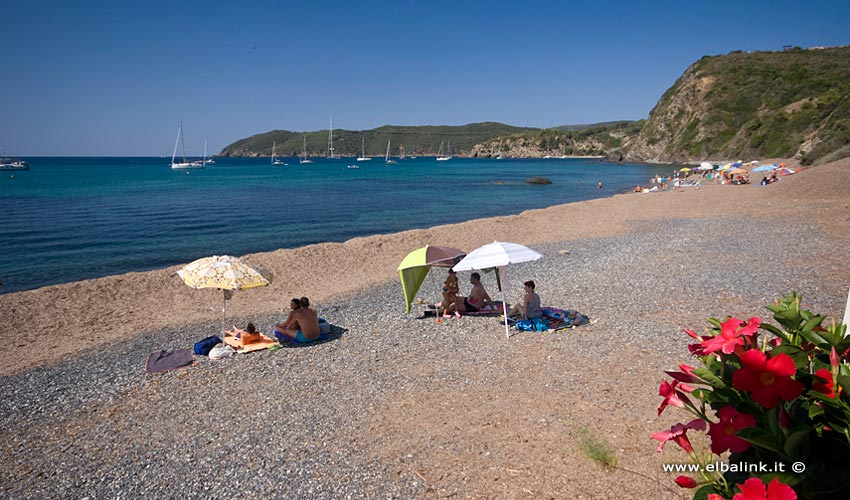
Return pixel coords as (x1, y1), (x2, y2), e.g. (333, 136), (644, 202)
(470, 121), (643, 158)
(219, 122), (535, 157)
(621, 46), (850, 165)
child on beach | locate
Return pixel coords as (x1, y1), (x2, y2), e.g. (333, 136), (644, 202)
(441, 269), (460, 317)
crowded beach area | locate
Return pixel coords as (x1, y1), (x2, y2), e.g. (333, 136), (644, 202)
(1, 156), (848, 498)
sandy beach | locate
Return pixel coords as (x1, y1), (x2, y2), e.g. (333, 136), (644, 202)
(2, 157), (850, 498)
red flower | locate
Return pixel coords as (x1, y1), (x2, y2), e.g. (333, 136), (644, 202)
(675, 475), (698, 488)
(732, 350), (804, 408)
(813, 368), (836, 398)
(700, 317), (761, 355)
(652, 419), (706, 453)
(708, 406), (756, 454)
(708, 495), (726, 500)
(733, 477), (797, 500)
(658, 380), (694, 416)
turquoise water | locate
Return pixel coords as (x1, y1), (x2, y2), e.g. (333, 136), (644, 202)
(0, 156), (674, 293)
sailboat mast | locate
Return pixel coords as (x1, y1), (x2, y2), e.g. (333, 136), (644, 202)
(171, 123), (181, 165)
(328, 115), (335, 158)
(203, 137), (207, 164)
(180, 122), (187, 163)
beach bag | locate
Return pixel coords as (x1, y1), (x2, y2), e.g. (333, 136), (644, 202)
(532, 318), (549, 331)
(209, 344), (235, 360)
(194, 335), (222, 356)
(514, 320), (533, 331)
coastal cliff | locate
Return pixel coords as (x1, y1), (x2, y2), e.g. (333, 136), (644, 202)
(618, 46), (850, 165)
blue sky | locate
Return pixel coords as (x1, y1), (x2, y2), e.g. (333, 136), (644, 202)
(3, 0), (849, 156)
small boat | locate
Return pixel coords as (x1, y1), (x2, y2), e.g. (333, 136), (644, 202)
(347, 164), (360, 169)
(170, 123), (205, 169)
(436, 140), (452, 161)
(356, 137), (371, 161)
(385, 140), (397, 165)
(299, 136), (314, 164)
(0, 159), (28, 170)
(327, 115), (338, 159)
(272, 141), (285, 165)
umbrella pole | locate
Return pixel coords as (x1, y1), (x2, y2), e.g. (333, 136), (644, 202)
(222, 289), (227, 335)
(496, 268), (509, 339)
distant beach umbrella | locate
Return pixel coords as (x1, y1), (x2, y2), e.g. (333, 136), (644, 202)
(176, 255), (270, 334)
(751, 164), (778, 172)
(454, 241), (543, 338)
(679, 167), (692, 172)
(698, 162), (714, 170)
(397, 245), (466, 314)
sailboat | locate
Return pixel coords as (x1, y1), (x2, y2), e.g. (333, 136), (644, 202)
(170, 122), (205, 169)
(272, 141), (285, 165)
(357, 137), (371, 161)
(299, 136), (314, 164)
(327, 115), (337, 159)
(385, 140), (397, 164)
(202, 138), (215, 164)
(436, 140), (452, 161)
(398, 144), (406, 160)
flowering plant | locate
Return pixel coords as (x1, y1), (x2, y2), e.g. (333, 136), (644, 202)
(654, 292), (850, 499)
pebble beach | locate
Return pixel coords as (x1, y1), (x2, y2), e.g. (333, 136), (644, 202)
(2, 158), (850, 499)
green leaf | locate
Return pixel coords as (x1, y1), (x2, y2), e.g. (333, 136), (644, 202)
(783, 428), (811, 458)
(837, 375), (850, 394)
(692, 367), (725, 388)
(809, 403), (825, 419)
(692, 484), (718, 500)
(737, 427), (781, 453)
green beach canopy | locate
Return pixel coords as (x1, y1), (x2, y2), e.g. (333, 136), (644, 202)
(397, 245), (466, 313)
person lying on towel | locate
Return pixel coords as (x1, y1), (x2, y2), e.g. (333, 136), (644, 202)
(456, 272), (494, 314)
(240, 323), (263, 344)
(277, 297), (321, 343)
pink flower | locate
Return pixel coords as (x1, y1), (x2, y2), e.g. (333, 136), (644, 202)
(733, 477), (797, 500)
(652, 419), (706, 454)
(700, 317), (761, 355)
(675, 475), (698, 488)
(707, 406), (756, 454)
(732, 350), (804, 408)
(813, 368), (836, 398)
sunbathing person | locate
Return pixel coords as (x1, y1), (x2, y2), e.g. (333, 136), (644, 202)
(275, 298), (301, 333)
(280, 297), (321, 343)
(240, 323), (262, 345)
(456, 272), (494, 314)
(506, 280), (542, 320)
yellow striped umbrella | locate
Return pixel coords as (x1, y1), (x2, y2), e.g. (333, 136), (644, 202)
(177, 255), (270, 333)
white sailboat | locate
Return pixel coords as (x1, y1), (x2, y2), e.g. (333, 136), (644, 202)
(170, 122), (205, 169)
(385, 140), (397, 164)
(436, 140), (452, 161)
(272, 141), (285, 165)
(201, 138), (215, 164)
(299, 135), (314, 164)
(357, 137), (371, 161)
(327, 115), (337, 159)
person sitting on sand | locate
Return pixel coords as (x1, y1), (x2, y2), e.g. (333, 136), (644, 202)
(275, 298), (301, 333)
(455, 272), (494, 314)
(240, 323), (262, 345)
(440, 269), (460, 317)
(634, 185), (643, 193)
(506, 280), (542, 320)
(280, 297), (321, 343)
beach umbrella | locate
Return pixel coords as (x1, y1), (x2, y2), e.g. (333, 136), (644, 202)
(453, 241), (543, 338)
(728, 168), (748, 175)
(679, 167), (692, 172)
(177, 255), (270, 334)
(697, 162), (714, 171)
(397, 245), (466, 313)
(751, 164), (778, 172)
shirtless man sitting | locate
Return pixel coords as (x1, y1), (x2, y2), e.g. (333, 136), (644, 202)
(279, 297), (321, 343)
(456, 272), (494, 314)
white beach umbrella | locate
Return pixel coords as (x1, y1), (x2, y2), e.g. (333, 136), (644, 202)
(454, 241), (544, 338)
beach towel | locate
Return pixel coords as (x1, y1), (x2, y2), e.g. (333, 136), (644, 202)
(464, 301), (509, 317)
(223, 327), (278, 353)
(145, 349), (194, 374)
(542, 307), (590, 329)
(193, 335), (222, 356)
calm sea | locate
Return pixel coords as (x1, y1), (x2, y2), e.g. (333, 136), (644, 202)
(0, 156), (675, 294)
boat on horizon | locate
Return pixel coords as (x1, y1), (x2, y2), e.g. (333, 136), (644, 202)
(299, 136), (314, 164)
(436, 140), (452, 161)
(327, 115), (338, 159)
(385, 140), (397, 165)
(170, 123), (206, 169)
(0, 158), (28, 170)
(272, 141), (285, 165)
(357, 137), (371, 161)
